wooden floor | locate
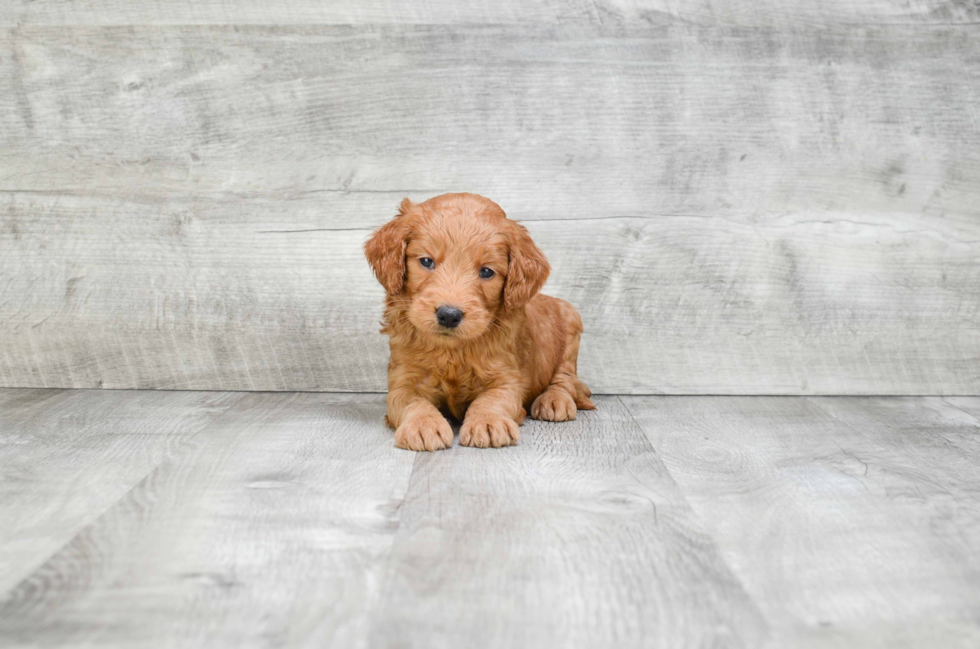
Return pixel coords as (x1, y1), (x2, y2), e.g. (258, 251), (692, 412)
(1, 390), (979, 648)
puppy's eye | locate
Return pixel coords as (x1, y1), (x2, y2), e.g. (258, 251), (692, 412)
(419, 257), (435, 269)
(479, 267), (495, 279)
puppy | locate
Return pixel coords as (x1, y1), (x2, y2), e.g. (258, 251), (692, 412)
(364, 193), (594, 451)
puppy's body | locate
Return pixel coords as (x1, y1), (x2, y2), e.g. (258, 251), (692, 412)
(385, 292), (590, 422)
(366, 193), (593, 451)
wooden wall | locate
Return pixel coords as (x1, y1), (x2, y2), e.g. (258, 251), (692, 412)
(2, 2), (978, 394)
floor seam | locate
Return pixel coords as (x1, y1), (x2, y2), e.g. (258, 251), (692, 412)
(616, 395), (773, 647)
(360, 446), (427, 649)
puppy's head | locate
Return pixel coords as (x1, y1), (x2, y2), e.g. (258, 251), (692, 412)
(365, 193), (549, 342)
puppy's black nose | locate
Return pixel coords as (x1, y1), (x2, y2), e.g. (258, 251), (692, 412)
(436, 305), (464, 329)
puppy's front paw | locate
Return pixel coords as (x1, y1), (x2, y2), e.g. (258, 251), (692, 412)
(460, 414), (520, 448)
(394, 412), (453, 452)
(531, 389), (577, 422)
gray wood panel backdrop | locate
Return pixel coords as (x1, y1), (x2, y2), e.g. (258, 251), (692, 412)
(2, 1), (979, 394)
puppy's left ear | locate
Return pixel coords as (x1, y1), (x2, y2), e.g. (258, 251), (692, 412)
(504, 222), (550, 309)
(365, 199), (414, 294)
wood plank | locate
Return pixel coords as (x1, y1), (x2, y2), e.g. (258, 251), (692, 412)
(368, 396), (768, 648)
(0, 392), (417, 648)
(2, 192), (977, 393)
(2, 26), (978, 220)
(0, 387), (64, 411)
(0, 388), (242, 593)
(0, 0), (591, 26)
(944, 396), (980, 422)
(811, 396), (980, 463)
(621, 396), (980, 648)
(2, 0), (977, 26)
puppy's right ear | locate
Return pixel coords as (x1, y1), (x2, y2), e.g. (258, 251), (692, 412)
(365, 199), (414, 294)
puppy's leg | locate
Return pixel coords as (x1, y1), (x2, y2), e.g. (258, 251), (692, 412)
(387, 387), (453, 452)
(531, 315), (595, 422)
(460, 385), (523, 448)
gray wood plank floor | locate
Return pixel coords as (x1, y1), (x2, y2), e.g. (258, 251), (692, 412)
(1, 389), (979, 648)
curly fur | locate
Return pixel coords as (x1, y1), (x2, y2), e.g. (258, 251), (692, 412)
(365, 193), (594, 451)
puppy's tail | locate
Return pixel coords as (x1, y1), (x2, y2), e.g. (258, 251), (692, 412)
(573, 379), (596, 410)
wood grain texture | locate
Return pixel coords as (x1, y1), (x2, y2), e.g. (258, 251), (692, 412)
(3, 25), (979, 216)
(621, 395), (980, 648)
(2, 0), (978, 26)
(369, 395), (768, 648)
(945, 396), (980, 422)
(0, 388), (241, 593)
(3, 192), (977, 393)
(2, 23), (979, 393)
(0, 392), (417, 649)
(2, 389), (980, 646)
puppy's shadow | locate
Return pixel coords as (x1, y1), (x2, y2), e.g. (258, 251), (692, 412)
(440, 409), (464, 439)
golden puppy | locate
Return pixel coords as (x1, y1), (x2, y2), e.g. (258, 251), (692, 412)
(365, 194), (595, 451)
(365, 192), (594, 451)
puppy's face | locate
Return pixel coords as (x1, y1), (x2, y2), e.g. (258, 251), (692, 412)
(403, 218), (508, 341)
(365, 193), (549, 344)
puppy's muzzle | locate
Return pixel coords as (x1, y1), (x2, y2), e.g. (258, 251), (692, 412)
(436, 305), (464, 329)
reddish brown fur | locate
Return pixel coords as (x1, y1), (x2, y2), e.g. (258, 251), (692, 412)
(364, 193), (594, 451)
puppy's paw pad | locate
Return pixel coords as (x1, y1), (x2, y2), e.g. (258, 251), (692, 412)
(460, 415), (520, 448)
(394, 414), (453, 452)
(531, 390), (577, 422)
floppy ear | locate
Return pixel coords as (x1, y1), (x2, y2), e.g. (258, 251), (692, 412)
(504, 222), (550, 309)
(365, 199), (414, 294)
